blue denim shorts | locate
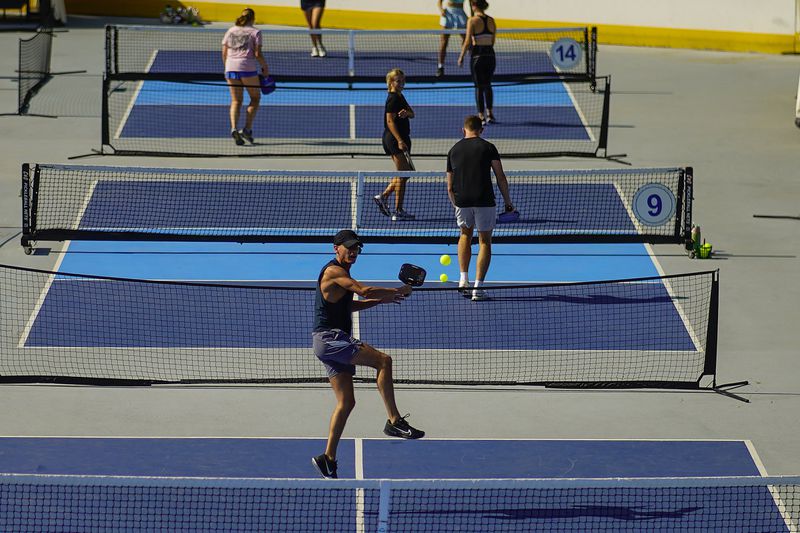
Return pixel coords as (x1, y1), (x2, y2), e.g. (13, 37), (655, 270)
(225, 71), (259, 80)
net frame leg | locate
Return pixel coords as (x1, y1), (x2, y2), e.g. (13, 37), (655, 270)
(710, 380), (750, 403)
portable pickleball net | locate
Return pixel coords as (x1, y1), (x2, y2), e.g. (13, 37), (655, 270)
(101, 25), (609, 157)
(0, 474), (797, 531)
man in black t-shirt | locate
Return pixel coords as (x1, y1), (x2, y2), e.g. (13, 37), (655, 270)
(446, 115), (513, 301)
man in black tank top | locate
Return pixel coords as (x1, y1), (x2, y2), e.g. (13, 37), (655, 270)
(311, 229), (424, 479)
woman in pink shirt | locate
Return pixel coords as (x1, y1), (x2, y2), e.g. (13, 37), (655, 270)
(222, 8), (269, 145)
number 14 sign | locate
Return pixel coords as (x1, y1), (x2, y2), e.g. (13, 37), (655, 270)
(550, 37), (582, 70)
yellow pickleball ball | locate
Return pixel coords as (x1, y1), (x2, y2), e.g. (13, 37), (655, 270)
(439, 273), (448, 282)
(439, 254), (451, 266)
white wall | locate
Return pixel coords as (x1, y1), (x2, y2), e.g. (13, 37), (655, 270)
(225, 0), (798, 35)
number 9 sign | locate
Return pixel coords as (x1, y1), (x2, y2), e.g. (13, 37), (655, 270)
(632, 184), (676, 226)
(550, 38), (582, 70)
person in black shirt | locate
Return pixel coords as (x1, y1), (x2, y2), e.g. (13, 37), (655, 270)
(311, 229), (424, 479)
(374, 69), (416, 222)
(446, 115), (513, 301)
(457, 0), (496, 124)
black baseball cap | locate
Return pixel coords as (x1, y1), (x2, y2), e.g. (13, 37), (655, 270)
(333, 229), (362, 248)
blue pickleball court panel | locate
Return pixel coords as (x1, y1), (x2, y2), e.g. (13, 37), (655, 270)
(361, 440), (785, 532)
(359, 182), (635, 234)
(358, 282), (695, 351)
(364, 486), (789, 533)
(148, 49), (560, 79)
(24, 277), (694, 351)
(0, 488), (358, 533)
(362, 440), (763, 479)
(118, 104), (589, 141)
(79, 181), (352, 231)
(24, 280), (316, 348)
(0, 437), (354, 478)
(117, 105), (349, 139)
(130, 81), (576, 108)
(76, 180), (629, 236)
(0, 438), (358, 532)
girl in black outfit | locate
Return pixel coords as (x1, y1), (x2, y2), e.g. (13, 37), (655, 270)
(457, 0), (496, 124)
(374, 68), (416, 221)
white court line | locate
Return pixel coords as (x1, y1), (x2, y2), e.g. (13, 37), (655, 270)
(113, 50), (158, 140)
(349, 104), (356, 140)
(644, 243), (704, 353)
(355, 438), (365, 533)
(747, 441), (800, 532)
(560, 80), (596, 143)
(613, 182), (645, 237)
(17, 181), (98, 348)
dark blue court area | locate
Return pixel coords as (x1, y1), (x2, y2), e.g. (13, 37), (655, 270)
(148, 49), (560, 80)
(0, 438), (790, 532)
(115, 47), (591, 142)
(76, 181), (635, 237)
(23, 278), (693, 351)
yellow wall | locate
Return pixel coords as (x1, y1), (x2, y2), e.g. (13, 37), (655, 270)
(64, 0), (798, 54)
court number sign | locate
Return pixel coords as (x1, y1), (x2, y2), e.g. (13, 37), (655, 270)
(632, 184), (676, 226)
(550, 38), (582, 70)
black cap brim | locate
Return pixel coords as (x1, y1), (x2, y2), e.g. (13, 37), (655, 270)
(339, 239), (362, 248)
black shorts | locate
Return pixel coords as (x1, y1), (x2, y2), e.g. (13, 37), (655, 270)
(300, 0), (325, 10)
(470, 52), (496, 86)
(382, 130), (411, 156)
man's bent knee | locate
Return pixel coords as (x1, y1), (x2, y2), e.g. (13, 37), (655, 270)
(338, 397), (356, 413)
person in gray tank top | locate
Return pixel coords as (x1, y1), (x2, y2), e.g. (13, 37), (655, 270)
(311, 230), (425, 479)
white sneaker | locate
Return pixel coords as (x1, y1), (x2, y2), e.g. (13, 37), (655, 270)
(311, 46), (319, 57)
(391, 209), (415, 222)
(458, 281), (470, 298)
(317, 44), (327, 57)
(471, 288), (489, 301)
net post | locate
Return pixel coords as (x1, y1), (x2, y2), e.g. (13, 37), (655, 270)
(105, 25), (116, 77)
(347, 30), (356, 77)
(682, 167), (694, 251)
(704, 269), (749, 402)
(101, 76), (110, 148)
(588, 26), (597, 89)
(703, 269), (719, 378)
(44, 29), (52, 79)
(597, 76), (611, 156)
(376, 479), (392, 533)
(21, 164), (30, 251)
(22, 164), (41, 254)
(17, 35), (23, 114)
(355, 172), (364, 230)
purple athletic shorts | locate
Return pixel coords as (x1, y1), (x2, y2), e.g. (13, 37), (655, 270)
(312, 328), (362, 378)
(225, 71), (259, 80)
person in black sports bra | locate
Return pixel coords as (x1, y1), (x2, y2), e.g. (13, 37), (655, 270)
(457, 0), (496, 124)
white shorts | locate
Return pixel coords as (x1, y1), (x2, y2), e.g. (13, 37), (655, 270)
(440, 7), (467, 30)
(455, 206), (496, 232)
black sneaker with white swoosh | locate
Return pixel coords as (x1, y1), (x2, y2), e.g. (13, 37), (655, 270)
(312, 454), (338, 479)
(383, 415), (425, 439)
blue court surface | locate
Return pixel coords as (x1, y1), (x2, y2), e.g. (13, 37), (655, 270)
(77, 181), (634, 238)
(118, 82), (590, 141)
(115, 47), (591, 142)
(148, 50), (559, 80)
(0, 438), (790, 531)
